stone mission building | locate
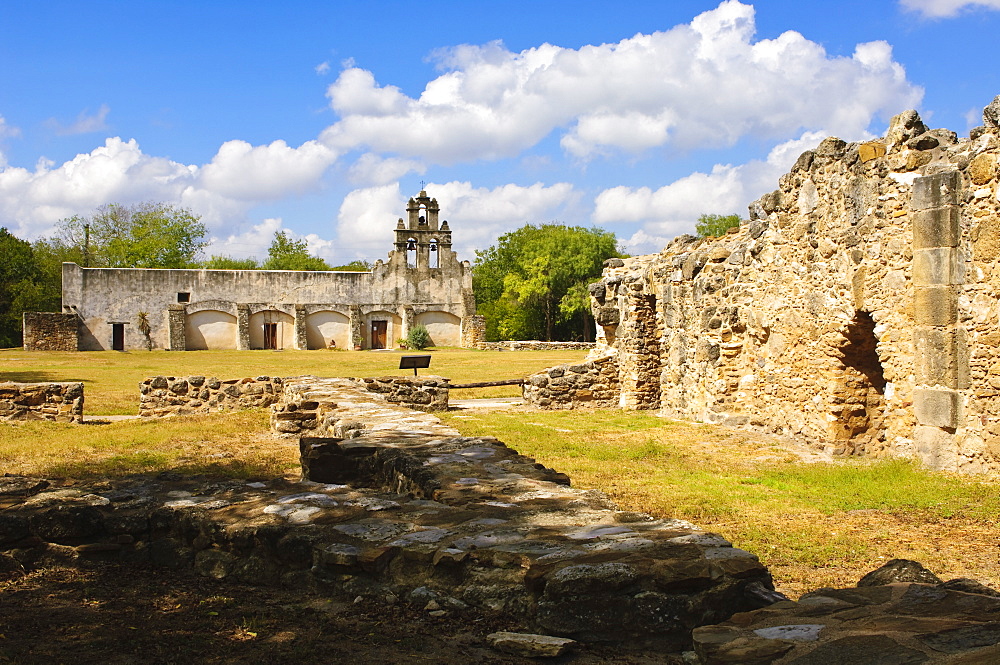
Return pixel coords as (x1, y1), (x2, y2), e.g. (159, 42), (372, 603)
(24, 191), (480, 352)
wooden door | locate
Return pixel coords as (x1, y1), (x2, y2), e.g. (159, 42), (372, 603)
(371, 321), (387, 349)
(263, 323), (278, 350)
(112, 323), (125, 351)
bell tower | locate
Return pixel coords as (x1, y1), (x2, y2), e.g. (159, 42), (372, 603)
(392, 190), (454, 270)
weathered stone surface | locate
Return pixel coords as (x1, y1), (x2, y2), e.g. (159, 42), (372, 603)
(968, 152), (997, 185)
(859, 559), (942, 586)
(486, 632), (577, 657)
(140, 375), (283, 418)
(983, 94), (1000, 129)
(22, 312), (79, 351)
(911, 207), (961, 249)
(693, 581), (1000, 664)
(0, 382), (84, 423)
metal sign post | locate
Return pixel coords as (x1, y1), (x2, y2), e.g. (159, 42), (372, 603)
(399, 355), (431, 376)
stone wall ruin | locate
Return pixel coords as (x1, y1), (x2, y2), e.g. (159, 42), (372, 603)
(0, 381), (84, 423)
(537, 99), (1000, 474)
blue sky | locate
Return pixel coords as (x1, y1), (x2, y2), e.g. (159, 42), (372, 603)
(1, 0), (999, 265)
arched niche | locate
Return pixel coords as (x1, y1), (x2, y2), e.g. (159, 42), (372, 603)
(186, 310), (237, 350)
(414, 311), (461, 347)
(249, 309), (295, 350)
(306, 310), (350, 350)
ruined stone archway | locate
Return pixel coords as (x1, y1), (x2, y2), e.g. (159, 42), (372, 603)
(827, 311), (887, 455)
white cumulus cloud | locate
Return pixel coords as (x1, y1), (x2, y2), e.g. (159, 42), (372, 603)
(0, 136), (338, 242)
(321, 1), (921, 165)
(198, 139), (337, 200)
(900, 0), (1000, 17)
(593, 130), (828, 253)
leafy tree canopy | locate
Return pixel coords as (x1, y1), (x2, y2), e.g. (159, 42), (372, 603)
(330, 260), (372, 272)
(473, 224), (622, 342)
(261, 231), (332, 271)
(0, 229), (60, 347)
(56, 202), (208, 268)
(695, 213), (741, 238)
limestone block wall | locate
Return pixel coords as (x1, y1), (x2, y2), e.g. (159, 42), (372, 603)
(359, 376), (450, 411)
(0, 382), (84, 423)
(139, 376), (284, 417)
(522, 356), (620, 408)
(583, 102), (1000, 474)
(21, 312), (79, 351)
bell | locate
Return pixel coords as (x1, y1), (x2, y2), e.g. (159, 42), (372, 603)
(406, 239), (417, 250)
(429, 243), (437, 252)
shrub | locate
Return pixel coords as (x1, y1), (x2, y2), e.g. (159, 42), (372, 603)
(407, 324), (431, 350)
(695, 213), (741, 238)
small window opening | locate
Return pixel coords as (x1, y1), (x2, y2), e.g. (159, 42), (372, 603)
(177, 292), (191, 303)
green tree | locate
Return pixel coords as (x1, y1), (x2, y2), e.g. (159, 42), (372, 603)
(0, 229), (57, 347)
(695, 213), (741, 238)
(330, 260), (371, 272)
(473, 224), (621, 341)
(56, 202), (208, 268)
(202, 255), (261, 270)
(261, 231), (332, 271)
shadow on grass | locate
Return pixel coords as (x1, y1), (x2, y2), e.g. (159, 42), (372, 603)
(0, 371), (91, 384)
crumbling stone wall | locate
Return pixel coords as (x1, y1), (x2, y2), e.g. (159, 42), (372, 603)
(522, 356), (620, 408)
(139, 375), (283, 417)
(21, 312), (79, 351)
(0, 382), (84, 423)
(582, 99), (1000, 474)
(359, 376), (449, 411)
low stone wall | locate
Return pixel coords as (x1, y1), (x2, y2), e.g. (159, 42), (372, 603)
(22, 312), (79, 351)
(476, 341), (596, 351)
(0, 382), (84, 423)
(522, 355), (621, 408)
(139, 375), (284, 417)
(359, 376), (449, 411)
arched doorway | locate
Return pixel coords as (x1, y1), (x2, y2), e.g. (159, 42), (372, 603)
(249, 310), (294, 350)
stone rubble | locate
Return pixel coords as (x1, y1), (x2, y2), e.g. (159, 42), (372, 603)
(692, 581), (1000, 664)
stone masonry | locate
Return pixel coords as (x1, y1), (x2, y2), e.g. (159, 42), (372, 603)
(21, 312), (79, 351)
(537, 99), (1000, 474)
(2, 378), (780, 651)
(0, 382), (84, 423)
(139, 375), (284, 417)
(522, 356), (620, 408)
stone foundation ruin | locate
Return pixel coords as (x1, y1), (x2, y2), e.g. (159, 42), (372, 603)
(528, 99), (1000, 475)
(2, 377), (779, 650)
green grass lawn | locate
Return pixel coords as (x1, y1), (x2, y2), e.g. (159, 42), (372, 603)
(0, 347), (586, 414)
